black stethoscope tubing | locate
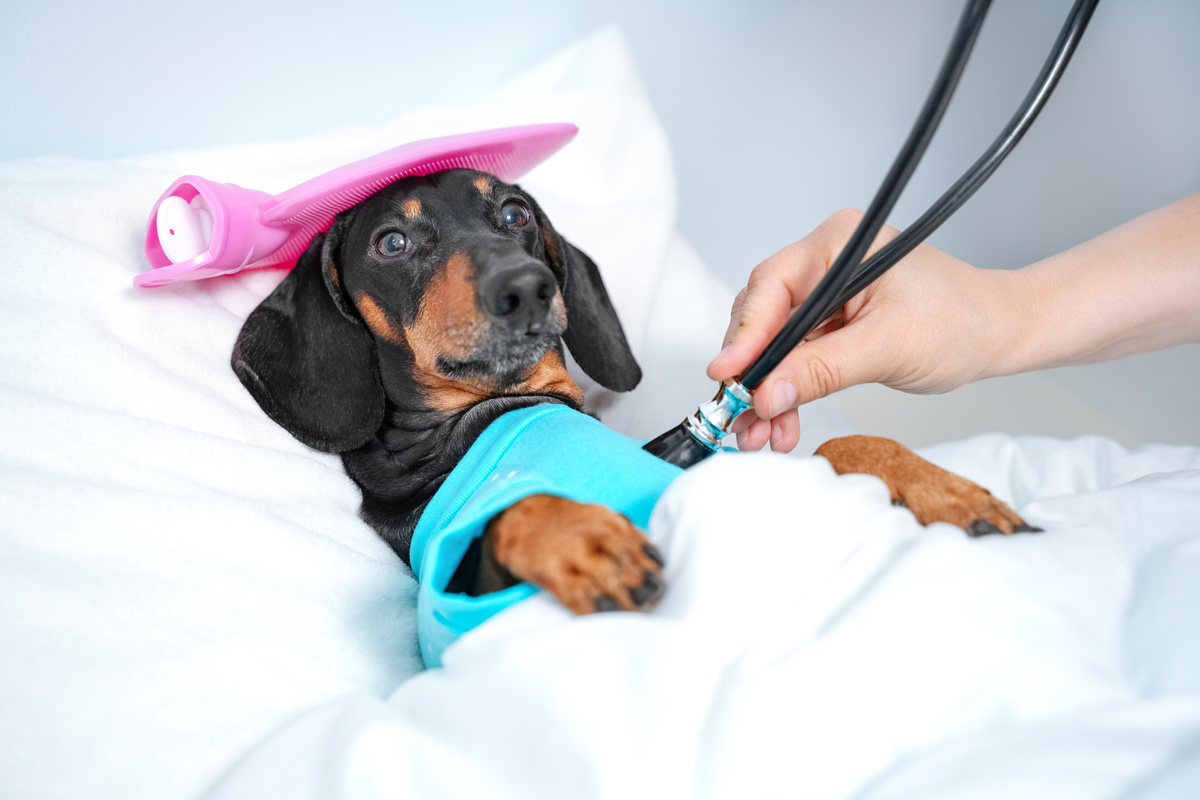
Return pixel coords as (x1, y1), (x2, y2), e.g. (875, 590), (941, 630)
(739, 0), (1100, 391)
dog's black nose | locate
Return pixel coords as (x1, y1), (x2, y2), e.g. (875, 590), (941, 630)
(480, 262), (556, 333)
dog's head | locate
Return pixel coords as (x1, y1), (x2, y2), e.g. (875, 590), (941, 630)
(232, 169), (640, 453)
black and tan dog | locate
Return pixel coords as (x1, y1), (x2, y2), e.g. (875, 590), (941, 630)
(232, 169), (1035, 616)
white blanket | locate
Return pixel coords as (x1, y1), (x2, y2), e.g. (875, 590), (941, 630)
(3, 26), (1198, 800)
(206, 435), (1200, 799)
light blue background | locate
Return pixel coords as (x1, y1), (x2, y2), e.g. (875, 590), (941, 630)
(4, 0), (1198, 445)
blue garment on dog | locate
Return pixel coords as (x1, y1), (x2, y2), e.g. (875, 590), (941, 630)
(409, 404), (683, 668)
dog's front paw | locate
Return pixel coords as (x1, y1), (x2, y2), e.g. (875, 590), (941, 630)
(816, 435), (1042, 536)
(482, 494), (666, 614)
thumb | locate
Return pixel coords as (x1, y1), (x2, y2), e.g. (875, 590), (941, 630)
(751, 321), (888, 416)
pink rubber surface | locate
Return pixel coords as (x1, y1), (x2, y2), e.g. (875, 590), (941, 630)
(136, 123), (578, 288)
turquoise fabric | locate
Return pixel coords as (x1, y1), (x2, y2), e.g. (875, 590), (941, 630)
(411, 404), (683, 668)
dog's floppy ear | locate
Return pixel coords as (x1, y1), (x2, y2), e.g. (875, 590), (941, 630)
(529, 198), (642, 392)
(231, 214), (385, 453)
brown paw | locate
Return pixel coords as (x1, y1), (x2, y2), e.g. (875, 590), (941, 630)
(816, 435), (1042, 536)
(482, 494), (666, 615)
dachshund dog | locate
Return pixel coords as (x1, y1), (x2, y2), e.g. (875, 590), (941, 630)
(232, 168), (1036, 617)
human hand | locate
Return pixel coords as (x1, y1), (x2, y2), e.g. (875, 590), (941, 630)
(708, 208), (1022, 453)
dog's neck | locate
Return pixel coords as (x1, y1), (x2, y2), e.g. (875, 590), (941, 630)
(340, 338), (585, 565)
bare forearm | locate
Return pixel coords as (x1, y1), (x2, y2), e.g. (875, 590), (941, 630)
(993, 192), (1200, 378)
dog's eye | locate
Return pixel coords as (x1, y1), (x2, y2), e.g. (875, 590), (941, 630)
(376, 231), (410, 257)
(501, 200), (531, 228)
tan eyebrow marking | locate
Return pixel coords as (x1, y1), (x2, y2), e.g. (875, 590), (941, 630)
(354, 291), (404, 345)
(400, 198), (422, 218)
(473, 176), (492, 195)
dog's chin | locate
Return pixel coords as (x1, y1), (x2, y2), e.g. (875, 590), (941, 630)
(435, 331), (561, 385)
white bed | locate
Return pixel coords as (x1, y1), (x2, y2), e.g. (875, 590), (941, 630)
(2, 29), (1197, 800)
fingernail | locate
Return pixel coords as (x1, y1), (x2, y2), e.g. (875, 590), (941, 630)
(769, 382), (796, 416)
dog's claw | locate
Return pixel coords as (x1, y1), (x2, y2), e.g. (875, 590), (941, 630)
(891, 497), (908, 508)
(630, 570), (665, 608)
(968, 519), (1004, 537)
(642, 544), (664, 566)
(1012, 522), (1044, 534)
(594, 595), (620, 613)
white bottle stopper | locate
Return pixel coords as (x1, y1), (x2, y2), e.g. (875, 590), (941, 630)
(156, 194), (214, 264)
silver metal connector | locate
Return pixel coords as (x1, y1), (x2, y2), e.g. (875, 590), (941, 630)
(680, 381), (753, 451)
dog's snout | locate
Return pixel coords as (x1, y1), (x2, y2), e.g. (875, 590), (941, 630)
(481, 262), (556, 333)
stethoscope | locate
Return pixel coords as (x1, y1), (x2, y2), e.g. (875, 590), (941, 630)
(644, 0), (1101, 468)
